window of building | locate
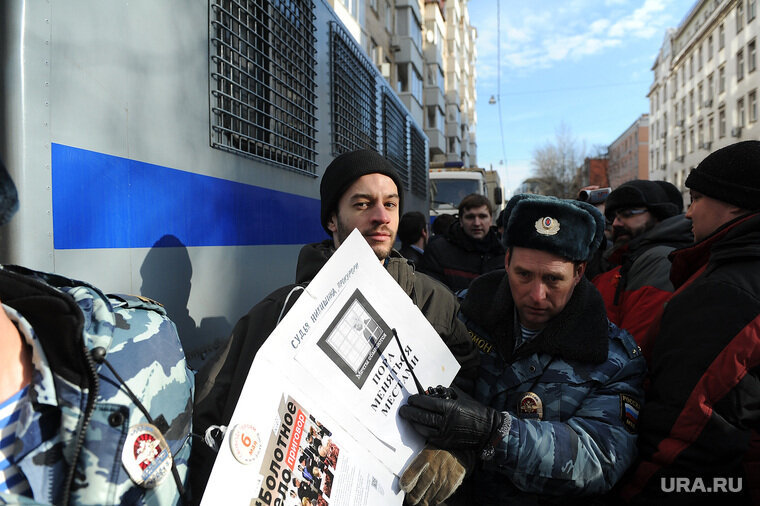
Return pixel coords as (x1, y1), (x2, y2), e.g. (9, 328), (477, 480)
(738, 97), (746, 127)
(749, 89), (758, 123)
(719, 65), (726, 93)
(698, 120), (704, 145)
(719, 107), (727, 137)
(737, 1), (745, 32)
(370, 0), (377, 12)
(709, 115), (715, 141)
(698, 45), (703, 70)
(342, 0), (357, 17)
(750, 0), (757, 21)
(681, 132), (686, 156)
(689, 128), (695, 153)
(682, 97), (687, 121)
(719, 23), (725, 50)
(681, 65), (686, 87)
(738, 49), (745, 81)
(675, 138), (680, 158)
(689, 89), (695, 116)
(690, 54), (695, 78)
(698, 82), (704, 110)
(749, 39), (757, 73)
(708, 34), (714, 60)
(708, 72), (714, 98)
(385, 0), (392, 32)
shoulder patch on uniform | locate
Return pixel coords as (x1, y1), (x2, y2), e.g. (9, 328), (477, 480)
(620, 393), (641, 434)
(469, 329), (496, 355)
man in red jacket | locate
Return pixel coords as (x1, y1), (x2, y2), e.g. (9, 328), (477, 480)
(593, 180), (692, 354)
(622, 140), (760, 505)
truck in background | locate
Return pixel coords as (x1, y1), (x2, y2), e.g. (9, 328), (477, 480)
(429, 162), (504, 221)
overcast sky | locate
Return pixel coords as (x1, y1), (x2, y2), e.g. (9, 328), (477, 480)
(469, 0), (697, 196)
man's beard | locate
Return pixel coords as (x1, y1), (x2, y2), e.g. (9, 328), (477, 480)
(612, 216), (657, 243)
(335, 218), (396, 261)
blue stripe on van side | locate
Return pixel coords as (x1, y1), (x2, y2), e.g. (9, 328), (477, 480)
(51, 143), (325, 249)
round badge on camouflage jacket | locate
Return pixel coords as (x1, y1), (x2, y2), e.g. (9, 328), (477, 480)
(517, 392), (543, 420)
(122, 423), (173, 488)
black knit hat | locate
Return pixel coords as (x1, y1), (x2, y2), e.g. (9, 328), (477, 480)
(320, 149), (404, 236)
(0, 158), (19, 227)
(502, 194), (605, 262)
(685, 140), (760, 210)
(604, 179), (680, 222)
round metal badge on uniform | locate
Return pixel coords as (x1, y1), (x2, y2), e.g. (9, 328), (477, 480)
(517, 392), (544, 420)
(534, 216), (560, 236)
(229, 423), (262, 465)
(121, 423), (173, 488)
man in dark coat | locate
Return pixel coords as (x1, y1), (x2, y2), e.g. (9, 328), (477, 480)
(593, 179), (693, 354)
(622, 140), (760, 505)
(190, 149), (478, 501)
(398, 211), (428, 265)
(418, 194), (505, 292)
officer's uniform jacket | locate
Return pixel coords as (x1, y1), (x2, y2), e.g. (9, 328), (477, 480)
(458, 270), (646, 503)
(0, 265), (193, 505)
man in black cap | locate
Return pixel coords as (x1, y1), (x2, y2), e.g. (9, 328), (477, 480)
(622, 140), (760, 505)
(398, 194), (646, 504)
(191, 149), (478, 499)
(592, 179), (693, 353)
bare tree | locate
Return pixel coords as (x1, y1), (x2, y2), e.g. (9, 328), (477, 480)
(526, 123), (586, 198)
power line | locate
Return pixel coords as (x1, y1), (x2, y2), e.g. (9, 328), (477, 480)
(496, 0), (508, 183)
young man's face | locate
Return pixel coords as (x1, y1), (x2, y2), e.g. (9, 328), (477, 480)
(506, 247), (584, 330)
(328, 173), (400, 260)
(686, 190), (742, 242)
(460, 205), (492, 240)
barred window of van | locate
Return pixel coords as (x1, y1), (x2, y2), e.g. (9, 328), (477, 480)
(209, 0), (318, 175)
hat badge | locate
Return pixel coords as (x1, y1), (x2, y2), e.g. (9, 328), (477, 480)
(535, 216), (560, 236)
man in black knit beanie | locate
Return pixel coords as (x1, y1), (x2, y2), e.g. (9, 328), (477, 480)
(191, 149), (478, 502)
(622, 140), (760, 504)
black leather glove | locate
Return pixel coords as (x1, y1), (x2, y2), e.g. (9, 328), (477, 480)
(399, 388), (503, 452)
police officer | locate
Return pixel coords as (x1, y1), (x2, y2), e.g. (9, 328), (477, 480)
(0, 159), (193, 504)
(399, 193), (646, 504)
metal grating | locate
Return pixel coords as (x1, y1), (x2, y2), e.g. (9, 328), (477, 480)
(382, 89), (409, 190)
(410, 125), (428, 198)
(330, 21), (378, 155)
(210, 0), (318, 175)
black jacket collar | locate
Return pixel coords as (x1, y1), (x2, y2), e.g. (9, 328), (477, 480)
(461, 270), (609, 364)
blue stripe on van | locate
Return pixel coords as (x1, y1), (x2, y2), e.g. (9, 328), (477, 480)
(52, 144), (325, 249)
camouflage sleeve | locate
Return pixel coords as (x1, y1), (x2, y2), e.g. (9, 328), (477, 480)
(490, 331), (646, 495)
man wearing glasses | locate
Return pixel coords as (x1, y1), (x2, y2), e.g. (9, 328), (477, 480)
(399, 194), (646, 504)
(592, 179), (692, 354)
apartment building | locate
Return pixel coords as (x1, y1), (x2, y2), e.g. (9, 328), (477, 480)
(609, 114), (650, 188)
(329, 0), (478, 166)
(648, 0), (759, 195)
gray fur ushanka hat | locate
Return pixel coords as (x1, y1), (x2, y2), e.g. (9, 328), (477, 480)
(501, 193), (605, 262)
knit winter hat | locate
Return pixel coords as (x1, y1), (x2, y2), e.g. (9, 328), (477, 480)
(502, 194), (605, 262)
(685, 140), (760, 210)
(320, 149), (404, 236)
(0, 158), (19, 227)
(604, 179), (681, 222)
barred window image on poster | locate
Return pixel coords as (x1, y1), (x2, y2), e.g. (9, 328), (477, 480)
(317, 289), (393, 388)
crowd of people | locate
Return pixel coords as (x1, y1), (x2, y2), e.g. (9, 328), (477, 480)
(0, 140), (758, 505)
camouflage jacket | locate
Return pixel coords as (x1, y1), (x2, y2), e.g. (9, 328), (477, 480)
(0, 265), (193, 505)
(458, 271), (646, 503)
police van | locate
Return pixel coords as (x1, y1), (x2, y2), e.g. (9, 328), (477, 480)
(0, 0), (429, 369)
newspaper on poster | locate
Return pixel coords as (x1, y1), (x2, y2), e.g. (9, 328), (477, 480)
(202, 230), (461, 505)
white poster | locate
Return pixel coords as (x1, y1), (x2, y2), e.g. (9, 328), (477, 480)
(202, 230), (461, 505)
